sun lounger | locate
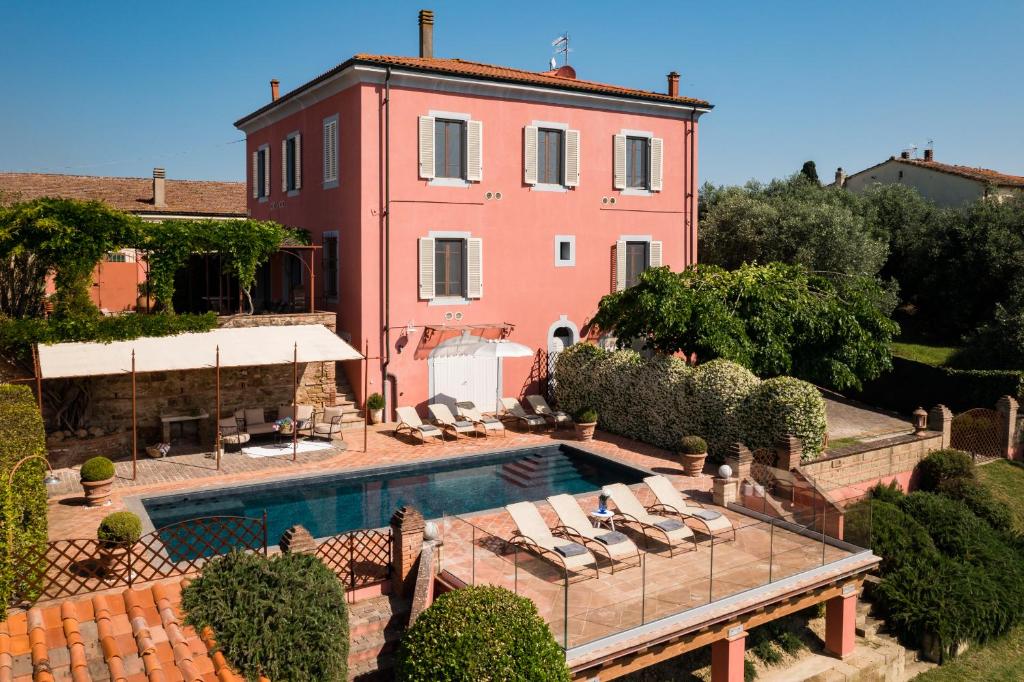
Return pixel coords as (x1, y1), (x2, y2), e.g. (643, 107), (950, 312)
(428, 403), (480, 439)
(526, 395), (572, 429)
(395, 406), (445, 444)
(644, 475), (736, 543)
(456, 401), (507, 437)
(505, 501), (598, 580)
(603, 483), (697, 556)
(499, 397), (547, 432)
(546, 494), (641, 573)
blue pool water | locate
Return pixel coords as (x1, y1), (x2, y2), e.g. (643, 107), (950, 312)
(142, 445), (647, 547)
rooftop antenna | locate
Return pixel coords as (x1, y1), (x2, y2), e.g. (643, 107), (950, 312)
(552, 32), (571, 66)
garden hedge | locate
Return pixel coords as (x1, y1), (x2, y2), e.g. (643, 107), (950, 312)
(554, 346), (827, 460)
(182, 551), (349, 682)
(395, 585), (570, 681)
(0, 384), (48, 613)
(850, 356), (1023, 414)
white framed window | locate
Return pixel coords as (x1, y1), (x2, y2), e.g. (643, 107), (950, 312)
(419, 110), (483, 187)
(252, 144), (270, 201)
(524, 121), (580, 191)
(554, 235), (576, 267)
(613, 130), (663, 195)
(418, 231), (483, 303)
(613, 235), (663, 291)
(323, 115), (338, 188)
(282, 131), (302, 195)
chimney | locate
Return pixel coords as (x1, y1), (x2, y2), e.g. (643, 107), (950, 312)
(419, 9), (434, 59)
(270, 79), (280, 102)
(667, 71), (680, 97)
(923, 148), (934, 162)
(835, 167), (846, 188)
(153, 168), (166, 207)
(900, 150), (910, 160)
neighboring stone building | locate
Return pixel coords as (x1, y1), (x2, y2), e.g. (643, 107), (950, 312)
(834, 149), (1024, 207)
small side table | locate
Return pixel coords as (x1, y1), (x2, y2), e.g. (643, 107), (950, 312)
(590, 509), (616, 531)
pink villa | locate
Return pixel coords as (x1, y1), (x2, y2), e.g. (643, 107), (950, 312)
(233, 10), (711, 416)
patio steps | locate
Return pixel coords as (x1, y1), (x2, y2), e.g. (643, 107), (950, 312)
(499, 454), (586, 491)
(334, 373), (365, 431)
(348, 595), (410, 681)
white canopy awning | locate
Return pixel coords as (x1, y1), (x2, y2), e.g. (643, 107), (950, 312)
(37, 324), (363, 379)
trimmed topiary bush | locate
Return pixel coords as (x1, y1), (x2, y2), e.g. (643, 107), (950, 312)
(183, 551), (349, 681)
(0, 384), (48, 614)
(395, 585), (570, 682)
(917, 449), (974, 492)
(690, 359), (760, 460)
(574, 408), (598, 423)
(740, 376), (828, 458)
(80, 456), (114, 482)
(97, 512), (142, 545)
(679, 436), (708, 454)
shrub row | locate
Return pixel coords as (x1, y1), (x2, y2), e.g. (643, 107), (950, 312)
(554, 345), (827, 460)
(0, 384), (48, 613)
(849, 356), (1023, 414)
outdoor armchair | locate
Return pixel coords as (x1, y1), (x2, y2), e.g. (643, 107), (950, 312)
(394, 406), (445, 444)
(602, 483), (697, 556)
(526, 395), (572, 429)
(505, 501), (598, 581)
(546, 494), (641, 574)
(217, 416), (250, 452)
(644, 475), (735, 543)
(498, 397), (547, 432)
(311, 406), (346, 442)
(456, 401), (506, 437)
(428, 403), (480, 439)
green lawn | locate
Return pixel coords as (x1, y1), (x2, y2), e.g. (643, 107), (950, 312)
(914, 460), (1024, 680)
(890, 341), (959, 367)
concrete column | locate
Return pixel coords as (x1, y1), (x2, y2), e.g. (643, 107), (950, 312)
(712, 476), (738, 507)
(928, 405), (952, 448)
(825, 587), (858, 659)
(775, 435), (803, 471)
(711, 630), (747, 682)
(997, 395), (1019, 459)
(391, 506), (425, 598)
(725, 443), (753, 482)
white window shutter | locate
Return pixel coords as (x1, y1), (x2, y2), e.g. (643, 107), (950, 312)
(281, 139), (288, 192)
(523, 125), (538, 185)
(466, 120), (483, 182)
(294, 133), (302, 189)
(263, 148), (271, 197)
(466, 238), (483, 298)
(650, 240), (663, 267)
(418, 116), (436, 179)
(613, 134), (627, 190)
(565, 129), (580, 187)
(323, 120), (338, 183)
(251, 151), (259, 198)
(650, 137), (664, 192)
(418, 237), (436, 299)
(615, 240), (627, 291)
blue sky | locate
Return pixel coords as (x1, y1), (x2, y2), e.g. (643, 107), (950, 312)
(3, 0), (1021, 186)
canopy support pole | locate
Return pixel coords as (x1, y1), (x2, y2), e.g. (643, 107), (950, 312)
(32, 344), (43, 414)
(293, 342), (298, 462)
(131, 350), (137, 481)
(363, 339), (369, 453)
(309, 250), (315, 313)
(215, 345), (221, 471)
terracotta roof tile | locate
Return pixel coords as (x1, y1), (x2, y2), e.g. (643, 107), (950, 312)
(1, 580), (247, 682)
(898, 158), (1024, 189)
(0, 173), (246, 217)
(236, 53), (711, 127)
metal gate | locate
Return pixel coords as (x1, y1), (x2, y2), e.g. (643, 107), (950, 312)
(950, 408), (1005, 464)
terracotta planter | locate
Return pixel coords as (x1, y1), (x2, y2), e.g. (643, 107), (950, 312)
(81, 478), (114, 507)
(100, 544), (130, 584)
(680, 452), (708, 477)
(574, 421), (597, 441)
(370, 408), (384, 425)
(135, 293), (155, 313)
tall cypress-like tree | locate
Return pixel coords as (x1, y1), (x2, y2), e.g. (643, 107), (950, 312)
(800, 160), (820, 184)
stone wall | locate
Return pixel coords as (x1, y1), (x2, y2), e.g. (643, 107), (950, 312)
(217, 311), (337, 332)
(47, 431), (131, 469)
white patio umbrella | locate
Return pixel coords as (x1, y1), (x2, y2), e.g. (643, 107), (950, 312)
(469, 339), (535, 413)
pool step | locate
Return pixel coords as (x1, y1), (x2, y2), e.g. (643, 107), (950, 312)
(499, 455), (587, 490)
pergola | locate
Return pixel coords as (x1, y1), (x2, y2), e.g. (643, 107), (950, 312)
(35, 324), (363, 479)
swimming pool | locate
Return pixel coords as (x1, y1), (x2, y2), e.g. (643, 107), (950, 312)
(141, 444), (648, 545)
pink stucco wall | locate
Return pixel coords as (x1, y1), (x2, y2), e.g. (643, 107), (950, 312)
(245, 77), (700, 412)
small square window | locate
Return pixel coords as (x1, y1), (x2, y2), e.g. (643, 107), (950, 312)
(554, 235), (575, 267)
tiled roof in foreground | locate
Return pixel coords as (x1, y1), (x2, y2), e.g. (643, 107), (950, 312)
(896, 158), (1024, 189)
(0, 579), (250, 682)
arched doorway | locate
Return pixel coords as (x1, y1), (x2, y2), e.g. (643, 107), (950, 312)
(546, 316), (579, 397)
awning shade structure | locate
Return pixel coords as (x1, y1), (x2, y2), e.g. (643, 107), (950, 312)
(37, 324), (362, 379)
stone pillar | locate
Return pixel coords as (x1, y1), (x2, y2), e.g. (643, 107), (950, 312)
(997, 395), (1019, 460)
(712, 476), (738, 507)
(825, 585), (859, 659)
(928, 405), (952, 448)
(711, 629), (747, 682)
(391, 506), (425, 598)
(278, 525), (317, 555)
(725, 443), (753, 482)
(775, 435), (803, 471)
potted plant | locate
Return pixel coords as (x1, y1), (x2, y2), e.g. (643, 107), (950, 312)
(80, 456), (115, 507)
(136, 283), (155, 313)
(678, 436), (709, 477)
(97, 511), (142, 582)
(573, 408), (598, 441)
(367, 393), (385, 425)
